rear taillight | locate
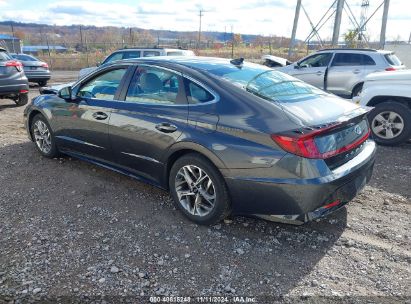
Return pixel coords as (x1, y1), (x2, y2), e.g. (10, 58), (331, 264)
(271, 124), (370, 159)
(5, 60), (23, 72)
(41, 63), (49, 69)
(385, 67), (396, 71)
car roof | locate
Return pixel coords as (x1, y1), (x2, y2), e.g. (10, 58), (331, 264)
(114, 48), (191, 52)
(316, 48), (392, 54)
(113, 56), (249, 70)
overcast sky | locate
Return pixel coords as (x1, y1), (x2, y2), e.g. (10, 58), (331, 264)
(0, 0), (409, 42)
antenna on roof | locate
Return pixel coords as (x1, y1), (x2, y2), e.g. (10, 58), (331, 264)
(230, 57), (244, 66)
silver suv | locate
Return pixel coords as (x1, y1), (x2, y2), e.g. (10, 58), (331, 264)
(279, 48), (405, 97)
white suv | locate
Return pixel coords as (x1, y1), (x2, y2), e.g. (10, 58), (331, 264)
(279, 48), (405, 98)
(79, 48), (195, 78)
(353, 70), (411, 145)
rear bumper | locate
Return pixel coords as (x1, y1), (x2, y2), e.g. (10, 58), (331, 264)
(25, 72), (51, 82)
(0, 82), (29, 95)
(225, 140), (376, 224)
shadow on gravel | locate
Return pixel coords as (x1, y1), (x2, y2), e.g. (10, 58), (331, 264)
(1, 142), (348, 296)
(0, 102), (18, 111)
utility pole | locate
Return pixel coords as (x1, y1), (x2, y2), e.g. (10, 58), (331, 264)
(129, 28), (133, 46)
(198, 9), (204, 49)
(79, 25), (84, 50)
(288, 0), (301, 57)
(10, 22), (16, 53)
(379, 0), (390, 49)
(332, 0), (344, 46)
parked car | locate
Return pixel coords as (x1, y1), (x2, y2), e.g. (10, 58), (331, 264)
(353, 70), (411, 145)
(279, 48), (405, 98)
(11, 53), (51, 86)
(79, 48), (195, 79)
(25, 57), (375, 225)
(0, 47), (29, 106)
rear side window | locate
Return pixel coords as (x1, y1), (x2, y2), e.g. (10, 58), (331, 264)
(143, 51), (160, 57)
(384, 53), (402, 66)
(299, 53), (332, 68)
(78, 68), (127, 100)
(187, 81), (214, 104)
(123, 51), (140, 59)
(126, 66), (181, 105)
(332, 53), (375, 66)
(0, 51), (11, 61)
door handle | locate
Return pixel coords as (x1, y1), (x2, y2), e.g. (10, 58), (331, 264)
(316, 71), (323, 75)
(92, 111), (108, 120)
(353, 69), (361, 74)
(155, 123), (178, 133)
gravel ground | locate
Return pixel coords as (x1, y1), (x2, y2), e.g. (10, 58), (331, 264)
(0, 74), (410, 303)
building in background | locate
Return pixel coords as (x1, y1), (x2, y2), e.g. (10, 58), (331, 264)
(22, 45), (68, 55)
(0, 34), (21, 53)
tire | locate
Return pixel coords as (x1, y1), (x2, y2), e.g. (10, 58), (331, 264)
(368, 101), (411, 146)
(14, 93), (28, 106)
(351, 83), (363, 98)
(38, 81), (47, 87)
(169, 153), (231, 225)
(30, 114), (59, 158)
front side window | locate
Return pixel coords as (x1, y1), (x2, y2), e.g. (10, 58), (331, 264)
(143, 51), (160, 57)
(125, 66), (180, 105)
(299, 53), (332, 68)
(77, 68), (127, 100)
(104, 52), (123, 64)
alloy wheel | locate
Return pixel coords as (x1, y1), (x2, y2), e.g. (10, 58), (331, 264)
(175, 165), (216, 217)
(371, 111), (404, 139)
(33, 120), (52, 154)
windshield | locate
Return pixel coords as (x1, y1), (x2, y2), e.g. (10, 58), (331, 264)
(202, 61), (326, 102)
(14, 54), (38, 61)
(0, 50), (11, 61)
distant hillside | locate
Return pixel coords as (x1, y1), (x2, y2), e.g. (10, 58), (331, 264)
(0, 20), (290, 50)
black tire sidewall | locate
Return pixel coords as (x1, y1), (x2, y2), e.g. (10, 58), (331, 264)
(30, 114), (59, 158)
(368, 101), (411, 146)
(169, 154), (230, 225)
(15, 94), (28, 106)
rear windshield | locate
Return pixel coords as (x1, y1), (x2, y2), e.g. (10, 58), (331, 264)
(384, 53), (402, 66)
(13, 54), (38, 61)
(0, 50), (11, 61)
(201, 61), (326, 102)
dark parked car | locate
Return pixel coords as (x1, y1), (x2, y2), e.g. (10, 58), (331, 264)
(24, 57), (376, 225)
(11, 53), (51, 86)
(0, 47), (29, 106)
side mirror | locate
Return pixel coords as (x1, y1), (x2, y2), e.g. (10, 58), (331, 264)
(96, 61), (101, 67)
(58, 86), (73, 101)
(294, 63), (300, 69)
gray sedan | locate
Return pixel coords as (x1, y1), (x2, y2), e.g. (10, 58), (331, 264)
(11, 53), (51, 86)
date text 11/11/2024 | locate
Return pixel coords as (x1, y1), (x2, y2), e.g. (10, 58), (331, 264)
(149, 296), (257, 303)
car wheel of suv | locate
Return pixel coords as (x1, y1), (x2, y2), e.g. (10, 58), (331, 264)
(15, 93), (28, 106)
(30, 114), (59, 158)
(368, 101), (411, 146)
(169, 153), (231, 225)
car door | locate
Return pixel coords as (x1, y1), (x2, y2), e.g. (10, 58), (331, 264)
(289, 53), (333, 89)
(108, 65), (188, 183)
(327, 53), (366, 96)
(53, 66), (130, 161)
